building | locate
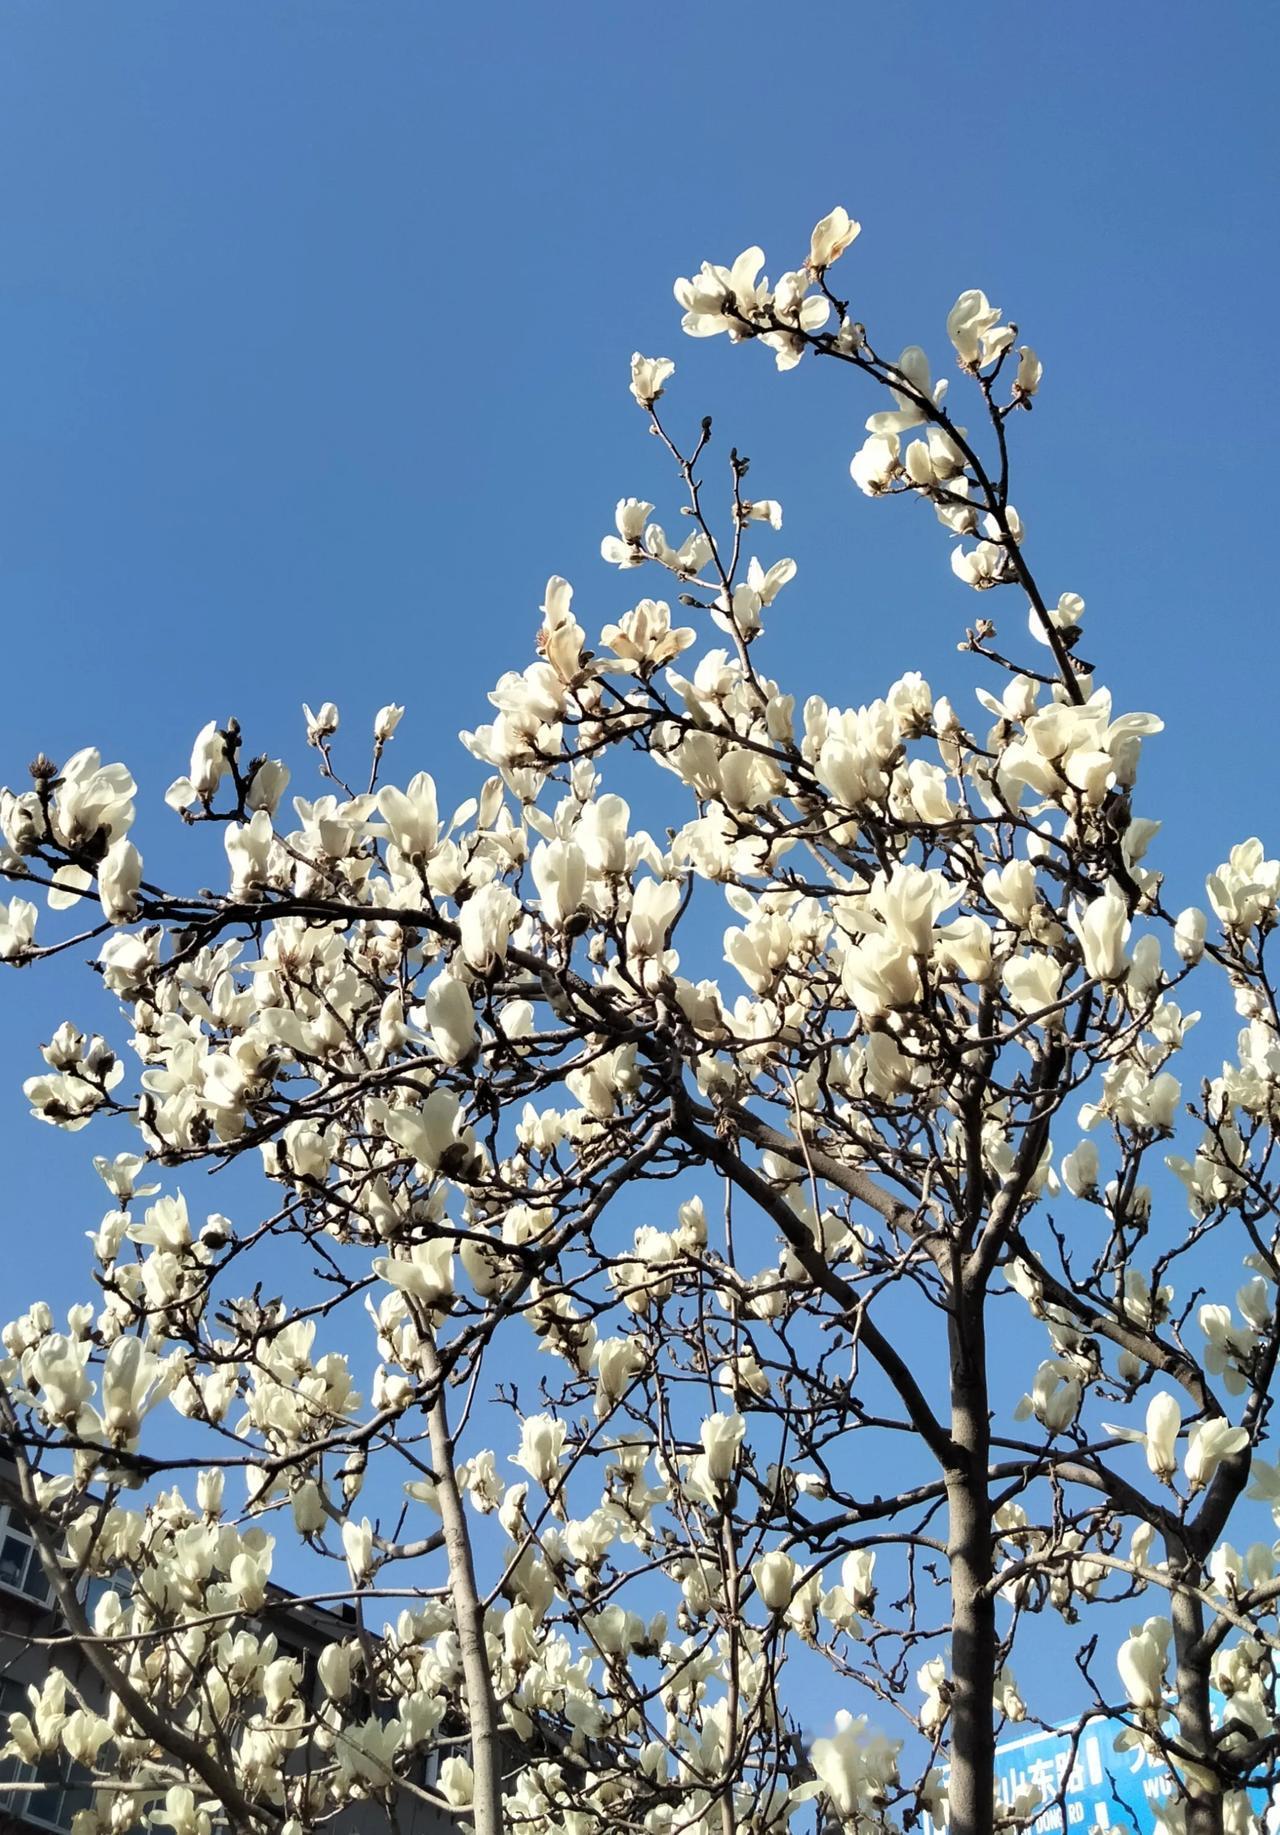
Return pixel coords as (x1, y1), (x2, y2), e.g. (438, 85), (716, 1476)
(0, 1474), (463, 1835)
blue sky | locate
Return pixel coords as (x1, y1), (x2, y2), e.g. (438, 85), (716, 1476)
(5, 0), (1275, 1248)
(0, 0), (1276, 1734)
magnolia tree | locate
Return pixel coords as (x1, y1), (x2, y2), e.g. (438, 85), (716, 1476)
(3, 206), (1280, 1835)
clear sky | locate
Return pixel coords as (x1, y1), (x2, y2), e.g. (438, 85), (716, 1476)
(6, 0), (1276, 1226)
(0, 0), (1276, 1731)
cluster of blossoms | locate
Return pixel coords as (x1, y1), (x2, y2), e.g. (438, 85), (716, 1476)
(0, 208), (1278, 1835)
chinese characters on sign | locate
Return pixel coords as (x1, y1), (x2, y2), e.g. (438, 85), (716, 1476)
(920, 1717), (1220, 1835)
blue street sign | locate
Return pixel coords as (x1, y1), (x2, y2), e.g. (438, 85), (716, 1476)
(992, 1718), (1172, 1835)
(919, 1712), (1273, 1835)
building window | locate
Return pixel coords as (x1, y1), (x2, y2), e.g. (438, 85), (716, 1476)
(0, 1678), (94, 1832)
(81, 1571), (131, 1621)
(0, 1677), (30, 1809)
(0, 1505), (53, 1607)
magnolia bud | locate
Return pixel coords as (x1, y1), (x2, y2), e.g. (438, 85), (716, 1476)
(1173, 906), (1207, 965)
(752, 1550), (797, 1612)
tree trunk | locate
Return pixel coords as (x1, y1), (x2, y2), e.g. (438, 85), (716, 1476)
(1171, 1580), (1224, 1835)
(946, 1288), (996, 1835)
(422, 1341), (505, 1835)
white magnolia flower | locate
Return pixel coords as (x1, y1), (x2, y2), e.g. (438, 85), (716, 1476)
(458, 881), (520, 972)
(687, 1411), (745, 1501)
(866, 345), (935, 436)
(378, 772), (440, 862)
(1185, 1419), (1248, 1493)
(1117, 1618), (1170, 1711)
(304, 701), (340, 744)
(531, 838), (586, 931)
(341, 1517), (374, 1582)
(810, 1711), (901, 1820)
(318, 1642), (353, 1699)
(60, 1709), (111, 1768)
(511, 1414), (567, 1488)
(246, 757), (289, 813)
(946, 290), (1015, 368)
(0, 896), (37, 961)
(153, 1787), (213, 1835)
(1070, 884), (1131, 983)
(98, 837), (143, 924)
(189, 720), (228, 798)
(752, 1549), (797, 1612)
(593, 1336), (645, 1415)
(601, 498), (654, 568)
(1207, 840), (1280, 934)
(629, 352), (674, 408)
(1173, 905), (1207, 964)
(842, 1550), (877, 1613)
(29, 1333), (93, 1423)
(626, 876), (682, 960)
(98, 1336), (175, 1447)
(372, 1239), (455, 1310)
(1143, 1392), (1182, 1482)
(1139, 1393), (1182, 1483)
(842, 935), (921, 1019)
(1002, 952), (1064, 1018)
(951, 539), (1009, 590)
(577, 793), (631, 875)
(225, 811), (274, 898)
(382, 1088), (472, 1174)
(92, 1152), (155, 1201)
(55, 748), (136, 847)
(1059, 1139), (1099, 1199)
(744, 497), (783, 528)
(1014, 1359), (1082, 1433)
(1015, 345), (1043, 395)
(807, 206), (861, 271)
(599, 598), (695, 673)
(439, 1756), (475, 1808)
(674, 246), (771, 340)
(420, 972), (477, 1066)
(850, 432), (900, 496)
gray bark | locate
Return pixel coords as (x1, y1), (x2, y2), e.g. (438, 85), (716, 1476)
(945, 1290), (996, 1835)
(1171, 1580), (1224, 1835)
(421, 1341), (505, 1835)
